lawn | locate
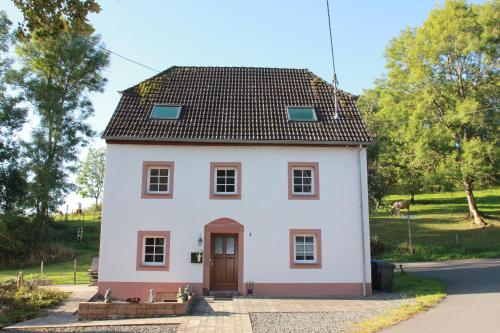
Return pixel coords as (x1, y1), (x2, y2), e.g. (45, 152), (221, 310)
(0, 214), (101, 285)
(370, 187), (500, 262)
(351, 272), (446, 333)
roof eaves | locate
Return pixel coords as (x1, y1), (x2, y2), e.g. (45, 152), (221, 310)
(102, 136), (373, 146)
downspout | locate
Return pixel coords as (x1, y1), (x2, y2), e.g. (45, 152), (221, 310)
(358, 145), (368, 296)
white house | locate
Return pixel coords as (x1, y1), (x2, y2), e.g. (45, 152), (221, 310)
(99, 66), (372, 301)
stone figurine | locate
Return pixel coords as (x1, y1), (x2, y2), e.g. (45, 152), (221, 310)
(16, 272), (24, 289)
(149, 289), (155, 303)
(185, 285), (193, 299)
(177, 287), (188, 303)
(104, 288), (112, 303)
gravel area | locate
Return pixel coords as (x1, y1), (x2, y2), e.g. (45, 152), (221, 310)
(0, 325), (178, 333)
(250, 311), (382, 333)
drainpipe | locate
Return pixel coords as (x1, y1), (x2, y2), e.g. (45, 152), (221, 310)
(358, 145), (368, 296)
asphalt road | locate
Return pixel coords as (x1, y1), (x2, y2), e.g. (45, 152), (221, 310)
(383, 259), (500, 333)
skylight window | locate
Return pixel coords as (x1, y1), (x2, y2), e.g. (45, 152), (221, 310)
(287, 107), (318, 122)
(150, 105), (182, 120)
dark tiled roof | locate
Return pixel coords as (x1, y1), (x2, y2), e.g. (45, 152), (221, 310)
(102, 66), (371, 145)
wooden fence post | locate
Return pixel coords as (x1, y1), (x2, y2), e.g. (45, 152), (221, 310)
(73, 258), (77, 285)
(41, 261), (44, 280)
(407, 207), (414, 255)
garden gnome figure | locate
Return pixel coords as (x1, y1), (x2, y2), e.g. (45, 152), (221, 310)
(185, 285), (193, 299)
(16, 272), (24, 289)
(177, 287), (187, 303)
(149, 289), (154, 303)
(104, 288), (112, 303)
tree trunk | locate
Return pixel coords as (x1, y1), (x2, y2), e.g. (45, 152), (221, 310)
(94, 197), (98, 220)
(464, 180), (486, 226)
(410, 192), (415, 204)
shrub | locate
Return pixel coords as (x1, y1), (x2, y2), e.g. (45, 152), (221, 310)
(0, 214), (74, 268)
(370, 236), (388, 256)
(0, 280), (67, 327)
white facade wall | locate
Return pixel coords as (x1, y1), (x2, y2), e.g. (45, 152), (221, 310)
(99, 144), (371, 287)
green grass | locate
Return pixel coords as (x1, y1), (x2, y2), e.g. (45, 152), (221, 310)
(371, 187), (500, 262)
(0, 213), (101, 285)
(350, 272), (447, 333)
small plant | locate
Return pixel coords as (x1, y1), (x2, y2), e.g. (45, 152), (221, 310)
(0, 280), (68, 327)
(370, 236), (387, 256)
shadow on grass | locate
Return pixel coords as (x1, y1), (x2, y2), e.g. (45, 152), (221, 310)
(374, 193), (500, 217)
(371, 216), (500, 262)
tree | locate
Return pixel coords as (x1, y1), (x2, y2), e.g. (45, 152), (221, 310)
(368, 0), (499, 225)
(0, 11), (27, 213)
(15, 32), (109, 217)
(12, 0), (101, 39)
(357, 85), (393, 210)
(77, 147), (105, 218)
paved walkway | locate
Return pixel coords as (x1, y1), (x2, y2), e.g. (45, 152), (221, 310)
(384, 258), (500, 333)
(5, 286), (410, 332)
(177, 294), (410, 332)
(8, 285), (97, 328)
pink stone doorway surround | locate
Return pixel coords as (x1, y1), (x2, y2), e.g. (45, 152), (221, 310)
(203, 218), (245, 295)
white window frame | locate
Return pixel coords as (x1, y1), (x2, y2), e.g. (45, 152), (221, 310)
(214, 167), (238, 195)
(147, 166), (170, 194)
(142, 236), (166, 266)
(291, 167), (315, 195)
(294, 234), (317, 264)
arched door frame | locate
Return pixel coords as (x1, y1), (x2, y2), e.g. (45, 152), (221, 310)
(203, 218), (244, 295)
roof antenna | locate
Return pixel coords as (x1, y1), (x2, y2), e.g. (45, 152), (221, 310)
(326, 0), (339, 119)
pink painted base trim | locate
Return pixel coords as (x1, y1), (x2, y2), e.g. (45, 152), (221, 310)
(252, 283), (372, 296)
(98, 281), (203, 303)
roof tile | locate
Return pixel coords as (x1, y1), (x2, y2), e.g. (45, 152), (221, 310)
(102, 66), (371, 144)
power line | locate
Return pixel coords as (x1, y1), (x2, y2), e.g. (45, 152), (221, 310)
(326, 0), (339, 119)
(97, 45), (161, 73)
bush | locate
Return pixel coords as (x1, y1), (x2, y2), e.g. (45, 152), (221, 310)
(0, 214), (74, 268)
(0, 280), (67, 327)
(370, 236), (388, 256)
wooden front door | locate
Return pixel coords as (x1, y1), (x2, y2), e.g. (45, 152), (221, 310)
(210, 234), (238, 291)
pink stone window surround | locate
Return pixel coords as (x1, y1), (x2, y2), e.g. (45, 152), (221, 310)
(136, 231), (170, 271)
(141, 161), (174, 199)
(288, 162), (320, 200)
(289, 229), (322, 269)
(209, 162), (242, 200)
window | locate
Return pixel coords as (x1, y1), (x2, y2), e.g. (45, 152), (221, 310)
(215, 168), (237, 194)
(287, 107), (318, 122)
(288, 162), (320, 200)
(292, 168), (313, 194)
(141, 161), (174, 199)
(294, 235), (316, 263)
(209, 162), (242, 199)
(136, 231), (170, 271)
(147, 167), (169, 193)
(150, 105), (182, 120)
(289, 229), (322, 269)
(143, 237), (165, 265)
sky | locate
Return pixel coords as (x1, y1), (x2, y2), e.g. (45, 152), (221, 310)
(1, 0), (480, 209)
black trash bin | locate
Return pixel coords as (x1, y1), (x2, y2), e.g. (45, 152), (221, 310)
(370, 260), (384, 291)
(378, 261), (396, 292)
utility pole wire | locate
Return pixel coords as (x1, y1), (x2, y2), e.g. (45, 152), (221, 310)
(96, 45), (161, 73)
(326, 0), (339, 119)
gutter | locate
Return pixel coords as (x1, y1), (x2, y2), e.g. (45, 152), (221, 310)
(358, 144), (368, 296)
(102, 136), (373, 147)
